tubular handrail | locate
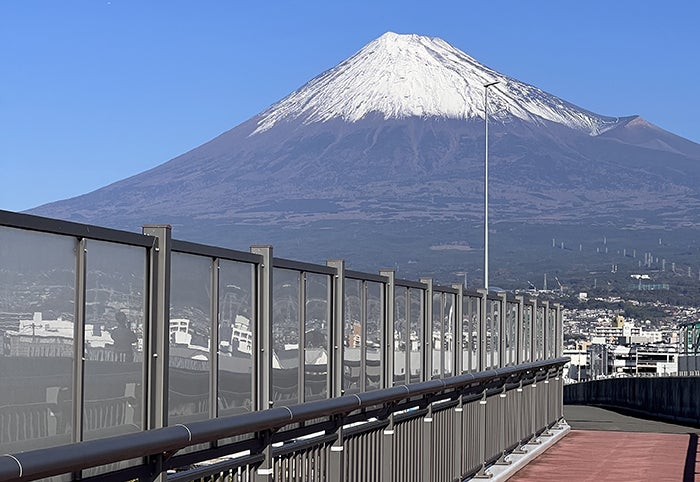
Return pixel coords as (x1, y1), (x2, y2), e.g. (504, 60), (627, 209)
(0, 357), (568, 482)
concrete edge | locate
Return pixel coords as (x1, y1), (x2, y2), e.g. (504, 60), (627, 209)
(464, 422), (571, 481)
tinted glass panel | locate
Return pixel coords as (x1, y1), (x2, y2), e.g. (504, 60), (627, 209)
(365, 282), (382, 390)
(343, 278), (362, 394)
(0, 227), (75, 452)
(83, 240), (146, 440)
(304, 273), (329, 401)
(393, 287), (407, 385)
(272, 268), (300, 405)
(218, 260), (255, 416)
(443, 293), (454, 377)
(409, 289), (422, 383)
(169, 253), (212, 424)
(431, 292), (442, 379)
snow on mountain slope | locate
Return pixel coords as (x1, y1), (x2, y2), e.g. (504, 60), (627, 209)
(254, 32), (622, 135)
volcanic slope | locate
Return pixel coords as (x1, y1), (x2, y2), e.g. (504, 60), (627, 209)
(29, 32), (700, 280)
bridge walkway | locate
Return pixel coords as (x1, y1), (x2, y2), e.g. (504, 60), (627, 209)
(507, 405), (700, 482)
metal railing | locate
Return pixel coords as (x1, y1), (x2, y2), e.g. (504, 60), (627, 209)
(0, 209), (566, 480)
(0, 357), (568, 481)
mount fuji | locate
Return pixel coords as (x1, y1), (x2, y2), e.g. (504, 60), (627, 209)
(29, 32), (700, 286)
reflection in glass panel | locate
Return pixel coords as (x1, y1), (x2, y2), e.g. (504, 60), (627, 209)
(522, 305), (532, 363)
(83, 240), (146, 441)
(431, 292), (442, 379)
(0, 227), (75, 452)
(548, 309), (557, 358)
(272, 269), (300, 406)
(461, 296), (470, 373)
(365, 282), (382, 390)
(218, 260), (255, 416)
(505, 302), (517, 366)
(426, 291), (444, 378)
(409, 289), (422, 383)
(463, 296), (480, 372)
(535, 307), (545, 361)
(304, 273), (329, 401)
(491, 300), (500, 369)
(343, 279), (362, 394)
(485, 301), (493, 370)
(443, 294), (454, 377)
(169, 253), (212, 424)
(393, 287), (407, 385)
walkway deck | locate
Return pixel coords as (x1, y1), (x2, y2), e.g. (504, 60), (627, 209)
(508, 405), (700, 482)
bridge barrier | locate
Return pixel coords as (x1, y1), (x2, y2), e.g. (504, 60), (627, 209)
(0, 209), (566, 480)
(564, 376), (700, 427)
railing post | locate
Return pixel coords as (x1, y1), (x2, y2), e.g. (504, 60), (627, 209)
(251, 245), (274, 481)
(142, 225), (171, 432)
(474, 389), (491, 478)
(512, 380), (528, 454)
(327, 260), (345, 398)
(329, 423), (345, 482)
(541, 372), (553, 436)
(528, 376), (540, 445)
(380, 269), (395, 388)
(142, 225), (171, 482)
(210, 258), (220, 419)
(454, 393), (465, 479)
(73, 238), (87, 444)
(381, 412), (396, 482)
(251, 246), (273, 410)
(495, 385), (511, 466)
(420, 277), (433, 380)
(422, 403), (434, 482)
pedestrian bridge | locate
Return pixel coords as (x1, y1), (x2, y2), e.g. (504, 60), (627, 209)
(0, 210), (566, 481)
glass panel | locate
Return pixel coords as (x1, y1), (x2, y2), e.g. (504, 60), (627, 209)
(0, 227), (75, 452)
(365, 281), (382, 390)
(304, 273), (329, 401)
(218, 260), (255, 416)
(169, 253), (212, 424)
(409, 288), (422, 383)
(83, 240), (146, 440)
(461, 296), (470, 373)
(272, 268), (300, 406)
(463, 296), (480, 372)
(535, 306), (545, 361)
(485, 300), (493, 369)
(443, 294), (454, 377)
(431, 292), (442, 379)
(343, 278), (362, 394)
(522, 305), (532, 363)
(393, 286), (408, 385)
(504, 302), (517, 366)
(548, 309), (557, 358)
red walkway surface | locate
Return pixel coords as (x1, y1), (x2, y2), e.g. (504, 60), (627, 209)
(509, 430), (700, 481)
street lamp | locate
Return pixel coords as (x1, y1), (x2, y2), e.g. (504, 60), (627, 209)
(483, 80), (499, 291)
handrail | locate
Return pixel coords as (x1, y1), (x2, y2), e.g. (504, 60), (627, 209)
(0, 357), (568, 482)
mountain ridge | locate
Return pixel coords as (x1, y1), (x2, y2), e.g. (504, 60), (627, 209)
(27, 32), (700, 286)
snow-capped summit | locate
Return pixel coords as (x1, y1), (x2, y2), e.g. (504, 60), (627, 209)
(254, 32), (620, 135)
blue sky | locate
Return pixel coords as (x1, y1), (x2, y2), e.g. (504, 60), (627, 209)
(2, 1), (699, 212)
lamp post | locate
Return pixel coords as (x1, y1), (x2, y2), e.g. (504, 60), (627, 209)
(483, 81), (498, 291)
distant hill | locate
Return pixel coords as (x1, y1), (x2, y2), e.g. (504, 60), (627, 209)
(29, 32), (700, 289)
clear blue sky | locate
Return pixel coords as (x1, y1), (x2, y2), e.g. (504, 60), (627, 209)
(2, 1), (699, 213)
